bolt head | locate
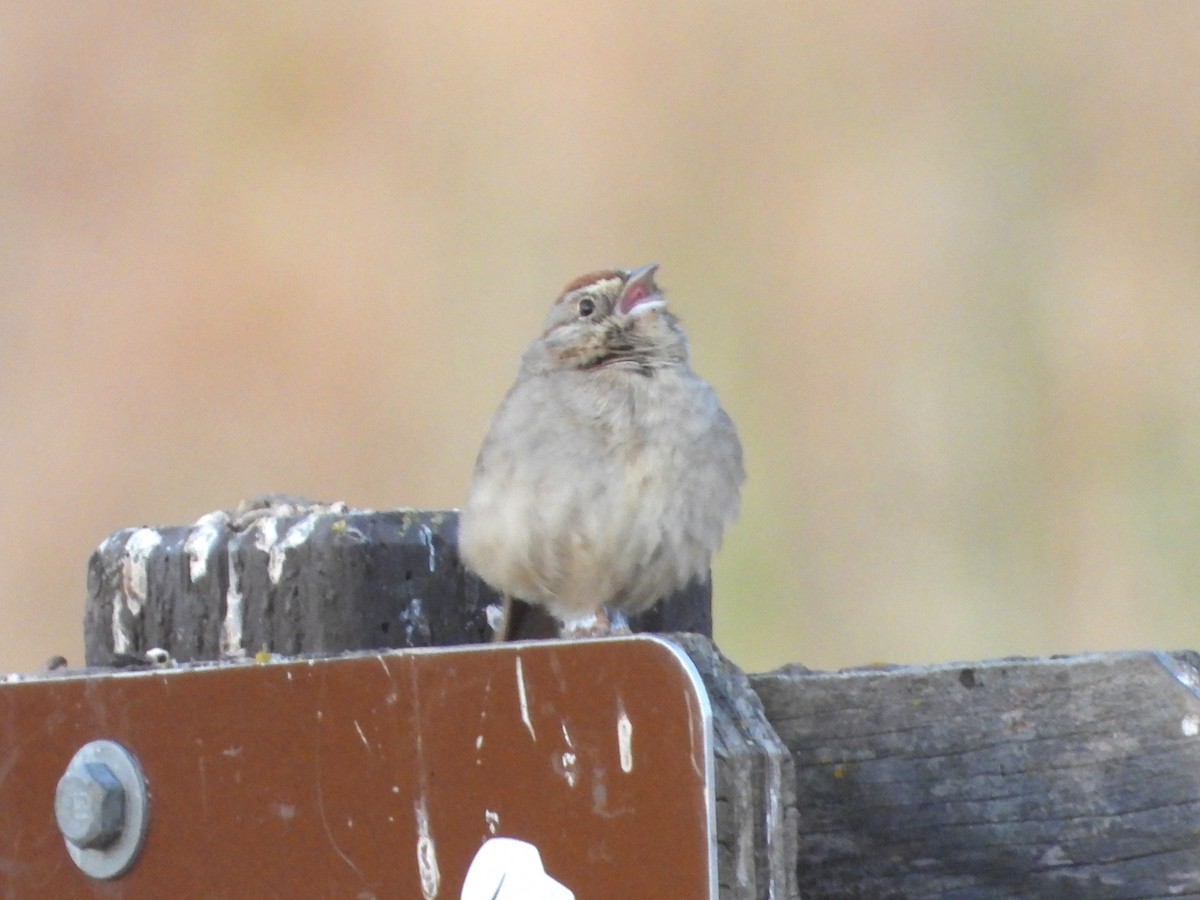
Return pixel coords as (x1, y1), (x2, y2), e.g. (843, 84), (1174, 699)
(55, 762), (126, 849)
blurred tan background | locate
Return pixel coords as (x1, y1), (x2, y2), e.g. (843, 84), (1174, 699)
(2, 3), (1198, 675)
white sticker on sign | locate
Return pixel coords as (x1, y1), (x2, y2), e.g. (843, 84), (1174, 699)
(460, 837), (574, 900)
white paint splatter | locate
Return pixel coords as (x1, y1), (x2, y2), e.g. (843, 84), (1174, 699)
(1183, 715), (1200, 737)
(417, 524), (436, 570)
(414, 796), (440, 900)
(516, 657), (536, 742)
(221, 542), (245, 658)
(184, 518), (222, 582)
(222, 746), (243, 758)
(617, 702), (634, 774)
(269, 514), (318, 584)
(485, 809), (500, 834)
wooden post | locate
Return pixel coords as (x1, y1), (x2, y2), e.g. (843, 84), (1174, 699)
(83, 507), (711, 666)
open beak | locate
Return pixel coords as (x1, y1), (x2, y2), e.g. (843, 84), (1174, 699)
(616, 263), (662, 315)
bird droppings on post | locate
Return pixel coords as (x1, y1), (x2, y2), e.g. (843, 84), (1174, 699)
(1183, 715), (1200, 737)
(485, 809), (500, 835)
(222, 549), (245, 658)
(515, 656), (536, 743)
(113, 528), (161, 656)
(268, 514), (319, 585)
(253, 516), (278, 552)
(185, 515), (223, 582)
(417, 523), (436, 571)
(84, 508), (712, 666)
(401, 597), (430, 645)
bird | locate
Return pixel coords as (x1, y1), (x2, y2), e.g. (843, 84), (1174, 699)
(459, 264), (744, 640)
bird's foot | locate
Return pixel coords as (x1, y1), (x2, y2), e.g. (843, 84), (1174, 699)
(559, 608), (632, 639)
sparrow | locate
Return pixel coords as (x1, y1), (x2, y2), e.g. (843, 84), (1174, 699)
(459, 264), (744, 640)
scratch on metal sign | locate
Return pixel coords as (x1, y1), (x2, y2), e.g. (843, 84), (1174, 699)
(515, 656), (536, 742)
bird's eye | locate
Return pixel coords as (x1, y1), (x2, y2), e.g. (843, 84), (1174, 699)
(578, 298), (595, 317)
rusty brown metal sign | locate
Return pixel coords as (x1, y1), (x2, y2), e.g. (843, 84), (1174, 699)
(0, 636), (715, 898)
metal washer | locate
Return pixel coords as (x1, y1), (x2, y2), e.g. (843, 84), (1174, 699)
(57, 740), (150, 880)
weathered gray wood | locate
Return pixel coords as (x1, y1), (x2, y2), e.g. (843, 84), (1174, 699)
(752, 652), (1200, 899)
(673, 635), (800, 900)
(84, 508), (711, 666)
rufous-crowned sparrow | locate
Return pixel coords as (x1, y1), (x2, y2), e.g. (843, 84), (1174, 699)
(460, 264), (744, 640)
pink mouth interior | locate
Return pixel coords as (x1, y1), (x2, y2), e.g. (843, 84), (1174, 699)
(619, 283), (652, 314)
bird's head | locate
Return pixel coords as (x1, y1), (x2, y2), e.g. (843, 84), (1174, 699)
(534, 264), (688, 374)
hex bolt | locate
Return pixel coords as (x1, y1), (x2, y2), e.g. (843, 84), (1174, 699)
(55, 762), (126, 849)
(53, 740), (149, 880)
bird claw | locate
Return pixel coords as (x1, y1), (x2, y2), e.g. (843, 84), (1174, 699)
(559, 608), (632, 639)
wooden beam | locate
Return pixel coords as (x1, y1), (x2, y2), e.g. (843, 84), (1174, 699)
(753, 651), (1200, 897)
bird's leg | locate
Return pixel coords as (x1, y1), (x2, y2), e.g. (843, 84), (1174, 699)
(607, 608), (633, 635)
(490, 594), (515, 643)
